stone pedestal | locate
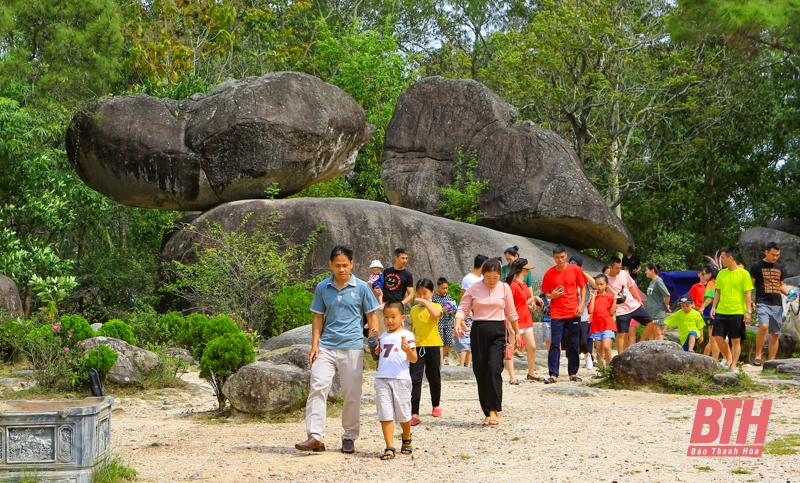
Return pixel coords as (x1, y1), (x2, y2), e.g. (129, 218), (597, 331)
(0, 397), (113, 483)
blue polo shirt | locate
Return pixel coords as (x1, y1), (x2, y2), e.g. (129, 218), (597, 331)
(310, 274), (379, 350)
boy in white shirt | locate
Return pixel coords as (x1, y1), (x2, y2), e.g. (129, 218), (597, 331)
(375, 300), (417, 460)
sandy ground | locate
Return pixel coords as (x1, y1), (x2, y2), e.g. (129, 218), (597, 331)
(101, 359), (800, 483)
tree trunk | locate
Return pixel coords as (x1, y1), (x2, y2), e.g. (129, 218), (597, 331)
(23, 284), (32, 320)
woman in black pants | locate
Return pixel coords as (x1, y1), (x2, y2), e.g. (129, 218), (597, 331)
(409, 278), (444, 426)
(455, 259), (520, 426)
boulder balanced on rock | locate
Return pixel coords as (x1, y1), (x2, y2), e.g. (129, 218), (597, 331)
(382, 76), (634, 253)
(740, 227), (800, 278)
(67, 72), (374, 210)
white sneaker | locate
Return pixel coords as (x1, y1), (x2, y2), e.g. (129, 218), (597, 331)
(585, 357), (594, 370)
(731, 369), (740, 374)
(719, 362), (730, 370)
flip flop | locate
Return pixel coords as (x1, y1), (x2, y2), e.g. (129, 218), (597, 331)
(487, 419), (499, 426)
(544, 377), (557, 384)
(527, 374), (544, 381)
(753, 359), (762, 366)
(570, 376), (583, 382)
(509, 379), (520, 385)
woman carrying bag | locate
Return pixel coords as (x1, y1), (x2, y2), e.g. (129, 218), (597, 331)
(455, 258), (520, 426)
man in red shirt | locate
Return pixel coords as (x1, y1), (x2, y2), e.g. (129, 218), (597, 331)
(540, 245), (589, 383)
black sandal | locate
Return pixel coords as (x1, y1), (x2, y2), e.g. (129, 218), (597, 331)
(544, 377), (557, 384)
(401, 438), (413, 455)
(570, 376), (582, 382)
(380, 447), (395, 460)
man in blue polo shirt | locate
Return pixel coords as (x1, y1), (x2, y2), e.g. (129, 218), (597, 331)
(295, 244), (379, 454)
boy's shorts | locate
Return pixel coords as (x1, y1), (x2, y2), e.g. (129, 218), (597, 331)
(455, 335), (471, 353)
(589, 330), (615, 341)
(541, 322), (552, 341)
(375, 377), (412, 423)
(682, 331), (699, 351)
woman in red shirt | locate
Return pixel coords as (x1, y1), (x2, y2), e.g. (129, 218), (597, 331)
(504, 258), (545, 382)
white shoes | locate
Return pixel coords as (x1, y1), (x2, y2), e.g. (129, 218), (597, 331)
(719, 361), (730, 370)
(585, 356), (594, 370)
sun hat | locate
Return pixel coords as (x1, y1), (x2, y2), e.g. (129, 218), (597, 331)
(369, 260), (384, 269)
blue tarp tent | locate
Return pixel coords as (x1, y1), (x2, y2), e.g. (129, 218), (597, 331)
(659, 271), (700, 302)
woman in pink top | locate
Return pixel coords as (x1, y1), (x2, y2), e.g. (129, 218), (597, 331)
(455, 258), (520, 426)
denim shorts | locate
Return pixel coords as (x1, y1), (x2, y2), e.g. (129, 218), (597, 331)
(589, 330), (615, 341)
(541, 322), (552, 341)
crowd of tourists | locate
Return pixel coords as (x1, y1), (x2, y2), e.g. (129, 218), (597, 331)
(294, 241), (789, 460)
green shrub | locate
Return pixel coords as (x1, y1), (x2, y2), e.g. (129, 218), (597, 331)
(84, 345), (118, 379)
(24, 325), (85, 390)
(0, 317), (33, 363)
(178, 313), (240, 360)
(269, 284), (313, 337)
(58, 314), (95, 346)
(126, 307), (187, 349)
(447, 283), (462, 304)
(200, 332), (255, 409)
(159, 311), (186, 345)
(97, 319), (137, 346)
(435, 148), (490, 224)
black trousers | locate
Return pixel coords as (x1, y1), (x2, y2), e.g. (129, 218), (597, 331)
(410, 346), (441, 414)
(549, 317), (581, 377)
(471, 320), (506, 416)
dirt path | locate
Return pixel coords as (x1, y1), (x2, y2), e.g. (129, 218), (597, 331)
(110, 363), (800, 483)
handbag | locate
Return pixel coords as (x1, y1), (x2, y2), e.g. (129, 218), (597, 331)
(504, 322), (514, 361)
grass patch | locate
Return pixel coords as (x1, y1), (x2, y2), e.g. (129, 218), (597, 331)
(695, 466), (713, 471)
(731, 468), (752, 474)
(763, 434), (800, 455)
(659, 370), (762, 395)
(93, 452), (137, 483)
(459, 454), (471, 460)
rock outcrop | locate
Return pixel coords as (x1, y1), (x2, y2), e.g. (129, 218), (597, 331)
(0, 275), (22, 316)
(261, 325), (313, 351)
(67, 72), (374, 210)
(609, 341), (718, 386)
(740, 227), (800, 278)
(223, 344), (341, 414)
(161, 198), (604, 291)
(381, 77), (634, 253)
(82, 337), (163, 386)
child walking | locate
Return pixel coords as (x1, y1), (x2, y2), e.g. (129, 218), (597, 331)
(431, 278), (458, 365)
(375, 300), (417, 460)
(409, 278), (443, 426)
(664, 295), (705, 352)
(587, 274), (618, 368)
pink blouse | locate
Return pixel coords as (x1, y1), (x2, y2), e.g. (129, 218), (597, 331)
(456, 281), (519, 322)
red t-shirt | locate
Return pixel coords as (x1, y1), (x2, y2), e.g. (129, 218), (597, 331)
(541, 264), (588, 319)
(689, 283), (705, 309)
(590, 293), (617, 332)
(510, 279), (533, 329)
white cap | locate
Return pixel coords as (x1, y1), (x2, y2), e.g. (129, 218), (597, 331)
(369, 260), (384, 269)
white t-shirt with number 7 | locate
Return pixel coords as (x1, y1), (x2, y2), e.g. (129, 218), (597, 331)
(377, 330), (416, 380)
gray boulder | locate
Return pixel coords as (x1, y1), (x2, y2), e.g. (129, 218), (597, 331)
(382, 77), (634, 253)
(224, 344), (341, 414)
(610, 340), (718, 387)
(0, 275), (22, 316)
(740, 227), (800, 277)
(67, 72), (374, 210)
(161, 198), (604, 295)
(762, 358), (800, 371)
(82, 337), (162, 386)
(261, 325), (313, 351)
(712, 373), (741, 387)
(776, 363), (800, 376)
(440, 366), (475, 381)
(767, 219), (800, 238)
(164, 347), (195, 365)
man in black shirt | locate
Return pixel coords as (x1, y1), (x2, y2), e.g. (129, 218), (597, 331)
(376, 248), (414, 305)
(621, 252), (641, 276)
(749, 241), (788, 364)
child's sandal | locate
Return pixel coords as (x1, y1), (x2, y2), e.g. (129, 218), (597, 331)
(380, 447), (396, 460)
(400, 438), (413, 455)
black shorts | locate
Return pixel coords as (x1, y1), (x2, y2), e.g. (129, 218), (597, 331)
(712, 314), (746, 340)
(616, 306), (653, 333)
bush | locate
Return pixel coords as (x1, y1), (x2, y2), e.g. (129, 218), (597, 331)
(24, 325), (85, 390)
(0, 317), (33, 363)
(178, 313), (240, 360)
(200, 332), (255, 409)
(162, 215), (323, 335)
(97, 319), (137, 346)
(126, 307), (187, 349)
(269, 284), (314, 337)
(57, 314), (95, 347)
(435, 148), (490, 224)
(84, 345), (118, 379)
(447, 283), (462, 304)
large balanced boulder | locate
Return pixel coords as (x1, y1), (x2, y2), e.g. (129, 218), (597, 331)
(610, 341), (718, 387)
(740, 227), (800, 278)
(381, 77), (634, 253)
(0, 275), (22, 316)
(161, 198), (604, 292)
(767, 219), (800, 238)
(82, 337), (162, 386)
(261, 325), (313, 351)
(67, 72), (374, 210)
(223, 344), (340, 414)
